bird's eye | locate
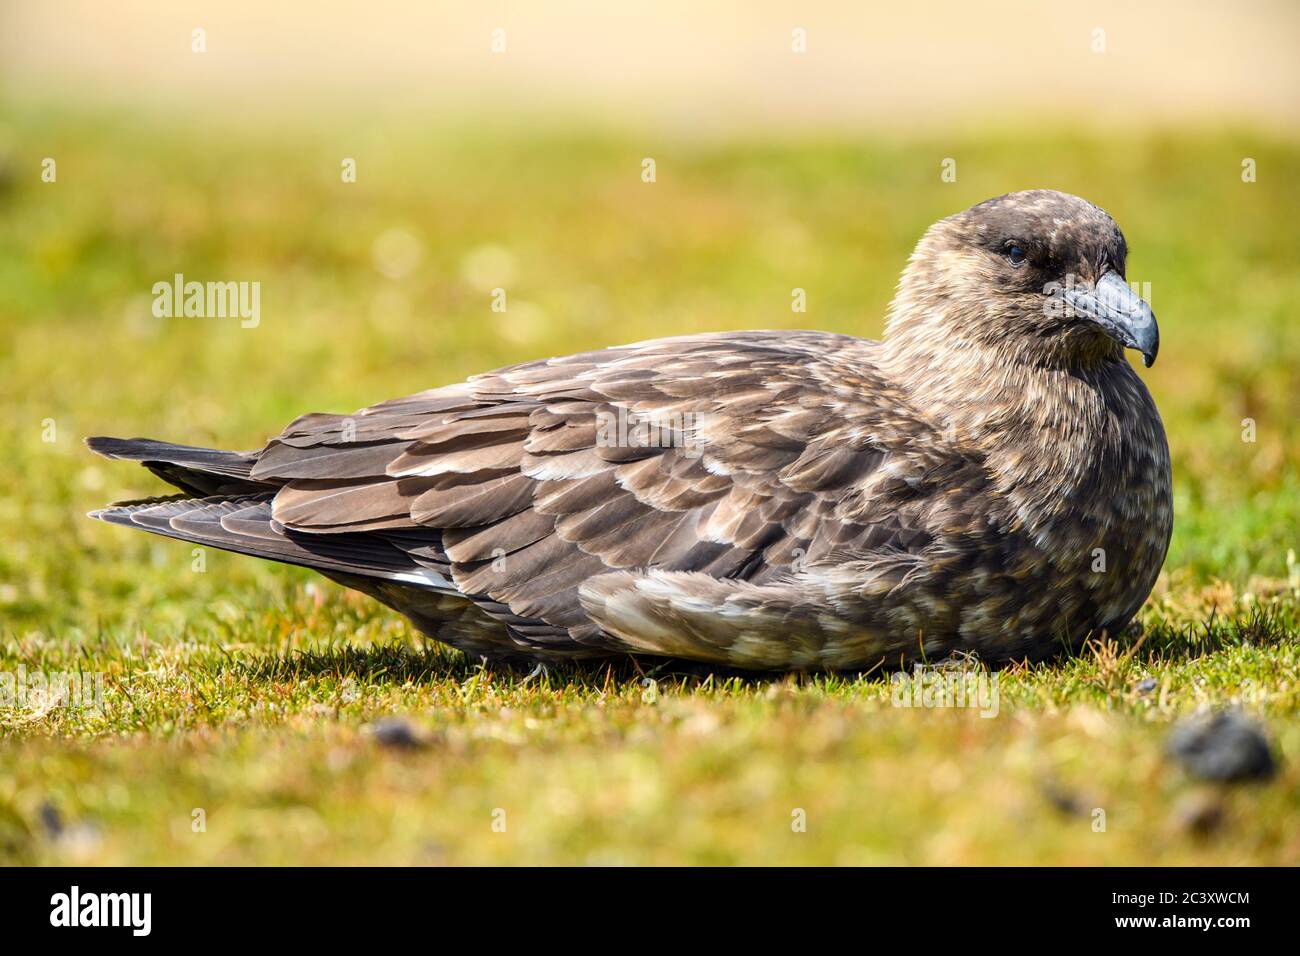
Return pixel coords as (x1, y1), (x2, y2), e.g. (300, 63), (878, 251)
(1004, 242), (1027, 265)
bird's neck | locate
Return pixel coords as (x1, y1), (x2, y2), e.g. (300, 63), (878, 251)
(883, 337), (1136, 500)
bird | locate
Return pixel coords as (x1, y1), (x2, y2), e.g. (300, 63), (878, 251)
(87, 189), (1172, 672)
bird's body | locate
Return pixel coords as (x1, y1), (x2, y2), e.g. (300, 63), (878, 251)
(89, 191), (1172, 671)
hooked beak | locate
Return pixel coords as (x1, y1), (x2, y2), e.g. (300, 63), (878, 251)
(1059, 271), (1159, 367)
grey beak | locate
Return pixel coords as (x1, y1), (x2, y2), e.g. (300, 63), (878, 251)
(1060, 271), (1159, 367)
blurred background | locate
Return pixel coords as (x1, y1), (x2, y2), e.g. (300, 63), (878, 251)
(0, 2), (1297, 864)
(6, 1), (1300, 130)
(3, 0), (1296, 605)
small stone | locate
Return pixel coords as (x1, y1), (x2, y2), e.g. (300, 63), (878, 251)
(1167, 711), (1277, 782)
(39, 801), (63, 837)
(1135, 678), (1158, 694)
(368, 716), (426, 750)
(1041, 780), (1087, 816)
(1170, 791), (1225, 837)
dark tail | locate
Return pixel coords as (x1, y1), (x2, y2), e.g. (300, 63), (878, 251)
(85, 438), (438, 585)
(88, 494), (432, 583)
(85, 436), (278, 496)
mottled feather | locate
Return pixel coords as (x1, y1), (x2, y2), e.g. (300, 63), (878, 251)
(86, 190), (1173, 671)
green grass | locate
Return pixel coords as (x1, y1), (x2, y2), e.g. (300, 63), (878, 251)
(1, 103), (1298, 864)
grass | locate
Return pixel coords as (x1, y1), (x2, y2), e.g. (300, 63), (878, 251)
(0, 102), (1298, 864)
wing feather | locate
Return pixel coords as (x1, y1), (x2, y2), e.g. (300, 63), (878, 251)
(234, 331), (975, 656)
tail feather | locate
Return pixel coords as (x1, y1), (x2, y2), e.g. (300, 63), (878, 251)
(89, 495), (450, 587)
(85, 436), (278, 496)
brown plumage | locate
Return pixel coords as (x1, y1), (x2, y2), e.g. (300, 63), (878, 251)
(88, 190), (1172, 671)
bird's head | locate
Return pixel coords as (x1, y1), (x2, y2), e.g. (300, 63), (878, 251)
(886, 189), (1158, 370)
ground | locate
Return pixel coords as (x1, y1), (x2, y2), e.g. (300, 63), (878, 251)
(1, 106), (1297, 864)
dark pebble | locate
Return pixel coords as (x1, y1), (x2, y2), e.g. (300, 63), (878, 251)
(39, 801), (63, 837)
(1170, 791), (1226, 837)
(369, 717), (426, 750)
(1167, 711), (1277, 782)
